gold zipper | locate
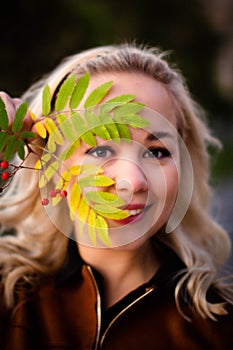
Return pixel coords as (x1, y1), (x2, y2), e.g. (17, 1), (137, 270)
(86, 265), (156, 350)
(86, 265), (102, 350)
(99, 285), (156, 349)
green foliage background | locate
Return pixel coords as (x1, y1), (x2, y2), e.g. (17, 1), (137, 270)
(0, 0), (232, 184)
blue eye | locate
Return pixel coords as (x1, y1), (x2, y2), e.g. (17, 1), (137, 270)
(86, 146), (114, 158)
(143, 148), (171, 159)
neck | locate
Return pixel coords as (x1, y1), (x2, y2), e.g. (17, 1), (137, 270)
(78, 241), (160, 308)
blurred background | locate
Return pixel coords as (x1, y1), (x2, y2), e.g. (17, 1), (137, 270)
(0, 0), (232, 233)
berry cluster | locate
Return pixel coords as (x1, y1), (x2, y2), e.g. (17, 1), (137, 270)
(42, 189), (68, 206)
(0, 161), (10, 190)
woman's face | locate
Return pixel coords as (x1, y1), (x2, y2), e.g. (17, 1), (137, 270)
(66, 72), (180, 247)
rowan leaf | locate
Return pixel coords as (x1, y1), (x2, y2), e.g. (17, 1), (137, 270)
(12, 102), (27, 133)
(56, 113), (76, 142)
(0, 97), (9, 130)
(85, 111), (111, 140)
(84, 81), (113, 108)
(98, 113), (120, 141)
(114, 118), (131, 142)
(86, 191), (124, 207)
(55, 73), (76, 112)
(70, 73), (90, 109)
(0, 132), (8, 153)
(4, 135), (16, 161)
(42, 84), (51, 116)
(77, 197), (90, 228)
(58, 141), (80, 161)
(80, 164), (103, 176)
(69, 183), (81, 220)
(100, 94), (135, 113)
(93, 204), (129, 220)
(29, 110), (37, 121)
(19, 131), (36, 139)
(71, 111), (96, 146)
(39, 161), (59, 188)
(121, 114), (150, 128)
(44, 118), (64, 145)
(114, 102), (144, 117)
(78, 175), (115, 188)
(87, 209), (97, 245)
(96, 215), (111, 247)
(16, 139), (25, 160)
(35, 121), (47, 139)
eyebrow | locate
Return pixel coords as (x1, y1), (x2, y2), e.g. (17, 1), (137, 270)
(146, 131), (175, 141)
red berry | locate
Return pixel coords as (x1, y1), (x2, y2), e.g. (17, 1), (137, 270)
(1, 171), (10, 181)
(49, 189), (60, 197)
(60, 190), (68, 198)
(42, 198), (49, 206)
(0, 161), (9, 169)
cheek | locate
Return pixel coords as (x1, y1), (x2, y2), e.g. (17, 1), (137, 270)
(148, 163), (179, 203)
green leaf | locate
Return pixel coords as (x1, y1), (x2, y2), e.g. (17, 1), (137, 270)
(4, 135), (16, 161)
(84, 81), (113, 108)
(121, 114), (150, 128)
(55, 73), (76, 112)
(79, 175), (115, 188)
(80, 164), (103, 176)
(100, 94), (135, 113)
(87, 209), (97, 244)
(114, 102), (144, 117)
(39, 161), (59, 188)
(71, 111), (96, 146)
(99, 113), (120, 141)
(70, 73), (90, 109)
(86, 191), (125, 207)
(12, 102), (28, 133)
(0, 131), (8, 153)
(114, 117), (131, 141)
(42, 85), (51, 116)
(85, 111), (111, 140)
(19, 131), (37, 139)
(59, 141), (80, 161)
(93, 204), (130, 220)
(56, 113), (76, 142)
(16, 139), (25, 160)
(96, 215), (111, 246)
(0, 97), (9, 130)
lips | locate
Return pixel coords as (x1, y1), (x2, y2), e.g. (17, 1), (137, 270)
(123, 204), (145, 217)
(114, 203), (147, 225)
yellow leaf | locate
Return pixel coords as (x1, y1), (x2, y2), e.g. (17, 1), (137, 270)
(35, 159), (42, 170)
(35, 121), (47, 139)
(96, 215), (111, 247)
(69, 165), (81, 175)
(88, 209), (97, 245)
(44, 118), (64, 145)
(29, 110), (37, 121)
(69, 183), (81, 220)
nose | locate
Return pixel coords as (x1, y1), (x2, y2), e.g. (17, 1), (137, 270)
(114, 159), (148, 195)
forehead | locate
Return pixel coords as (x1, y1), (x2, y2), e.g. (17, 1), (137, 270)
(82, 71), (177, 127)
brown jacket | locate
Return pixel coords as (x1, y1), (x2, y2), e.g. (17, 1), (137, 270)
(1, 243), (233, 350)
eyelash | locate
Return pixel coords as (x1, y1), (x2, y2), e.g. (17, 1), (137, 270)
(86, 146), (114, 158)
(86, 146), (171, 160)
(143, 147), (171, 159)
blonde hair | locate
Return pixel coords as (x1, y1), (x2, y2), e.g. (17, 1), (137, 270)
(0, 43), (232, 318)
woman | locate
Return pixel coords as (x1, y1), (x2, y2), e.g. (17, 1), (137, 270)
(0, 43), (233, 349)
